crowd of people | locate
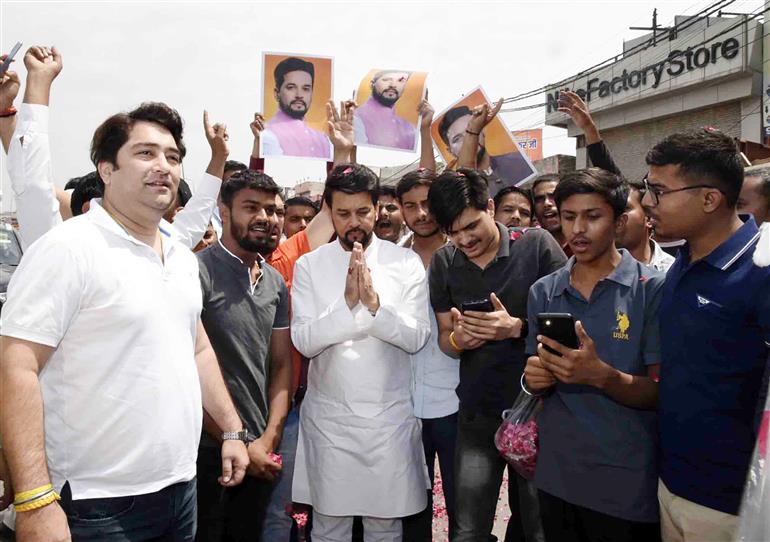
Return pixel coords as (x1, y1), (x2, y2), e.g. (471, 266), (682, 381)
(0, 44), (769, 542)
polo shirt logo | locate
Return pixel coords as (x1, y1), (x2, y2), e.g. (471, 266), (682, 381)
(696, 294), (722, 308)
(613, 311), (630, 341)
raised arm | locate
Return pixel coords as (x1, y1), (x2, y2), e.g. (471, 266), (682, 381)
(457, 98), (503, 170)
(327, 100), (356, 166)
(418, 98), (436, 171)
(7, 46), (63, 250)
(558, 89), (621, 176)
(170, 111), (228, 249)
(249, 112), (266, 171)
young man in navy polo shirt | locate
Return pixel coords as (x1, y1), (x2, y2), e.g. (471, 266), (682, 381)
(642, 129), (770, 542)
(524, 168), (664, 542)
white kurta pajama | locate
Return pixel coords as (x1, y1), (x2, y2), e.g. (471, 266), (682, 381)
(291, 235), (431, 518)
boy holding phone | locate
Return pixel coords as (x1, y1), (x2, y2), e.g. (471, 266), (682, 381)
(524, 168), (664, 542)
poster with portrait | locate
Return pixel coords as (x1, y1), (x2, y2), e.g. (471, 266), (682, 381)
(431, 87), (538, 196)
(353, 69), (428, 152)
(261, 52), (333, 160)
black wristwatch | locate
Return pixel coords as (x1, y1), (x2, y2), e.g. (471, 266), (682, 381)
(222, 429), (256, 446)
(519, 318), (529, 339)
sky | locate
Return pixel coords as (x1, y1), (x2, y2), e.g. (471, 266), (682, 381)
(0, 0), (765, 209)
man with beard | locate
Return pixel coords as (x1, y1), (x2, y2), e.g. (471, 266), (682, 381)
(291, 163), (430, 542)
(396, 168), (460, 540)
(375, 186), (408, 244)
(440, 103), (534, 198)
(196, 169), (293, 541)
(263, 57), (331, 159)
(354, 70), (415, 150)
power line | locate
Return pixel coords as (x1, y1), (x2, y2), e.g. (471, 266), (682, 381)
(501, 0), (740, 106)
(498, 5), (769, 134)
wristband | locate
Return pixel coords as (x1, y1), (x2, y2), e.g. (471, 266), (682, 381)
(465, 129), (480, 136)
(0, 106), (17, 118)
(14, 489), (60, 512)
(520, 373), (546, 397)
(14, 483), (53, 503)
(448, 331), (462, 352)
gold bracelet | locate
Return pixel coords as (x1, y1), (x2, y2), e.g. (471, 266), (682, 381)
(14, 490), (60, 513)
(14, 483), (53, 503)
(448, 331), (462, 352)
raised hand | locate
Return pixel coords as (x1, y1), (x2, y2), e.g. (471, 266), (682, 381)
(24, 45), (62, 84)
(0, 54), (20, 109)
(418, 99), (434, 131)
(22, 45), (62, 106)
(467, 98), (503, 135)
(203, 110), (229, 159)
(250, 112), (265, 137)
(557, 89), (597, 135)
(327, 99), (355, 151)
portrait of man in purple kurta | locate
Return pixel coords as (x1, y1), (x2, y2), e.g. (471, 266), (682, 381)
(354, 71), (416, 151)
(262, 57), (332, 159)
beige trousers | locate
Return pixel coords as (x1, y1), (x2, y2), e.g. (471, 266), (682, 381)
(658, 479), (738, 542)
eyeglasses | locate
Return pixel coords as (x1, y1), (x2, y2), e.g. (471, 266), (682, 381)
(642, 177), (722, 206)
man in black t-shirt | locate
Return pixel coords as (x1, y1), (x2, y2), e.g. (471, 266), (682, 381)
(427, 169), (566, 542)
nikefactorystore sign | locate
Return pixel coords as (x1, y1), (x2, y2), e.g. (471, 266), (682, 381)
(545, 17), (755, 121)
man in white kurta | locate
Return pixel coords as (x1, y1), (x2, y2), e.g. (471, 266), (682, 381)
(290, 164), (431, 542)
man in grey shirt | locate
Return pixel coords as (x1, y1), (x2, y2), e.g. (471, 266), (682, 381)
(196, 169), (293, 542)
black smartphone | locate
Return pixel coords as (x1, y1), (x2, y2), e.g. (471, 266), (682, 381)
(461, 298), (494, 313)
(537, 313), (579, 356)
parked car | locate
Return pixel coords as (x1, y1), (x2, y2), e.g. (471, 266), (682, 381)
(0, 223), (22, 313)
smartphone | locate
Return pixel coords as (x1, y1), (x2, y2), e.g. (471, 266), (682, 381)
(0, 42), (22, 78)
(537, 313), (579, 356)
(461, 298), (494, 313)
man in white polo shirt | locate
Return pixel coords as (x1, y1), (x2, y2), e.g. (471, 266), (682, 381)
(0, 102), (249, 541)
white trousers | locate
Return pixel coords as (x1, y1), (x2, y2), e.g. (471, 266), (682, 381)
(312, 512), (402, 542)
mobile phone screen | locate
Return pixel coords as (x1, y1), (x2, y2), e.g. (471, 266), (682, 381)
(537, 313), (579, 356)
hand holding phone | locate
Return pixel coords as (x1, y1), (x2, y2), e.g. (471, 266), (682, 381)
(0, 42), (22, 78)
(536, 317), (611, 388)
(461, 298), (494, 313)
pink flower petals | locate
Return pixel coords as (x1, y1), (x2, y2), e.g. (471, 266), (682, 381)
(494, 419), (539, 479)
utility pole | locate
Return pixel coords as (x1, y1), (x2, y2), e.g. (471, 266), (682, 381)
(630, 8), (674, 45)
